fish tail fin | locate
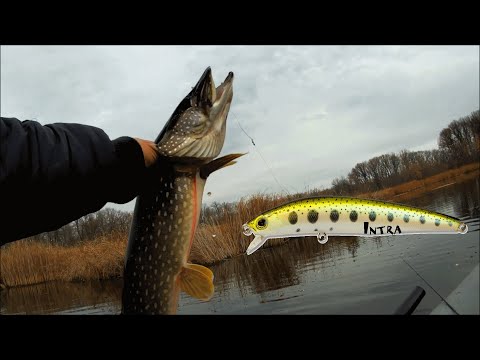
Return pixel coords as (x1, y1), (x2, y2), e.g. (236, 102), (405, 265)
(178, 263), (215, 301)
(200, 153), (247, 179)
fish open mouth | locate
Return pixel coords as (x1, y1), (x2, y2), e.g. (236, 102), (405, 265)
(214, 71), (234, 103)
(155, 67), (235, 161)
(193, 68), (234, 106)
(242, 224), (253, 236)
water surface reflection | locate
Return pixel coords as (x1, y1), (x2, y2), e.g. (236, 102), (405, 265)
(1, 178), (478, 314)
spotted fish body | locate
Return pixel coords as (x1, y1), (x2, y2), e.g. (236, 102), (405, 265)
(242, 196), (469, 255)
(122, 68), (242, 314)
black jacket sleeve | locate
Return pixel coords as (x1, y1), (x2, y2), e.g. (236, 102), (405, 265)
(0, 117), (146, 245)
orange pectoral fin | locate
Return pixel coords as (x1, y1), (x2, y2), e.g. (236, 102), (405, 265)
(178, 263), (214, 301)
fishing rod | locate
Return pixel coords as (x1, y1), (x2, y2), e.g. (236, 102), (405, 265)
(394, 285), (426, 315)
(399, 256), (459, 315)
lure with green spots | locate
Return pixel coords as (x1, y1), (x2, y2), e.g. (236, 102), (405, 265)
(242, 196), (469, 255)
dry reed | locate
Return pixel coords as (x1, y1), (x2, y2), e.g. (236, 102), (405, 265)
(1, 162), (477, 288)
(0, 232), (128, 288)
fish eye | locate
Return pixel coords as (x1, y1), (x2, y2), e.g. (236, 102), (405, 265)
(257, 218), (268, 230)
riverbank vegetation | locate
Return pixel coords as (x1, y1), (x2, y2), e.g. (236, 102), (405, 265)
(1, 110), (478, 288)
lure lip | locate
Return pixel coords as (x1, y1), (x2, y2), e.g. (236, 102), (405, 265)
(246, 235), (268, 255)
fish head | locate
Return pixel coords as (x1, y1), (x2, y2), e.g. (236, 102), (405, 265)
(243, 215), (269, 236)
(156, 67), (234, 164)
(242, 214), (280, 255)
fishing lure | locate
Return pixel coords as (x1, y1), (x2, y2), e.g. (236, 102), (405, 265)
(242, 196), (469, 255)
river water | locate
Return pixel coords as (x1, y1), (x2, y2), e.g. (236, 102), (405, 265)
(1, 178), (478, 315)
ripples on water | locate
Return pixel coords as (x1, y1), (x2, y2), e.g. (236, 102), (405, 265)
(1, 178), (478, 315)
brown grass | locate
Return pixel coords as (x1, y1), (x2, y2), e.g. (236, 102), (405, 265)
(190, 194), (288, 264)
(0, 194), (288, 288)
(1, 162), (478, 289)
(0, 232), (128, 288)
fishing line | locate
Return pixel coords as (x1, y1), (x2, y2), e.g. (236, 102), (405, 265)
(231, 111), (290, 195)
(400, 256), (459, 315)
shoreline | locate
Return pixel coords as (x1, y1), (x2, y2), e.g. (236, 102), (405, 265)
(1, 162), (478, 289)
(355, 162), (479, 202)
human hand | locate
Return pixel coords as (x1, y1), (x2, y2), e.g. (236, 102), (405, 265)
(134, 138), (160, 168)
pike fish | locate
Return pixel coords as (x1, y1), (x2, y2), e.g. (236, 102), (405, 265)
(242, 196), (469, 255)
(122, 67), (243, 314)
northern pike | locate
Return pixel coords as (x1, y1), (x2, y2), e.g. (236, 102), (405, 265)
(242, 196), (469, 255)
(122, 67), (243, 314)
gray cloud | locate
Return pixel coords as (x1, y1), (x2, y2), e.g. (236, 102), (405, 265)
(1, 45), (478, 212)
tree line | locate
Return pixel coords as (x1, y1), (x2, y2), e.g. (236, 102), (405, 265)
(26, 208), (132, 246)
(330, 109), (479, 195)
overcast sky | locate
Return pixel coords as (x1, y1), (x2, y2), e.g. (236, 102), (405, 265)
(1, 46), (479, 212)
